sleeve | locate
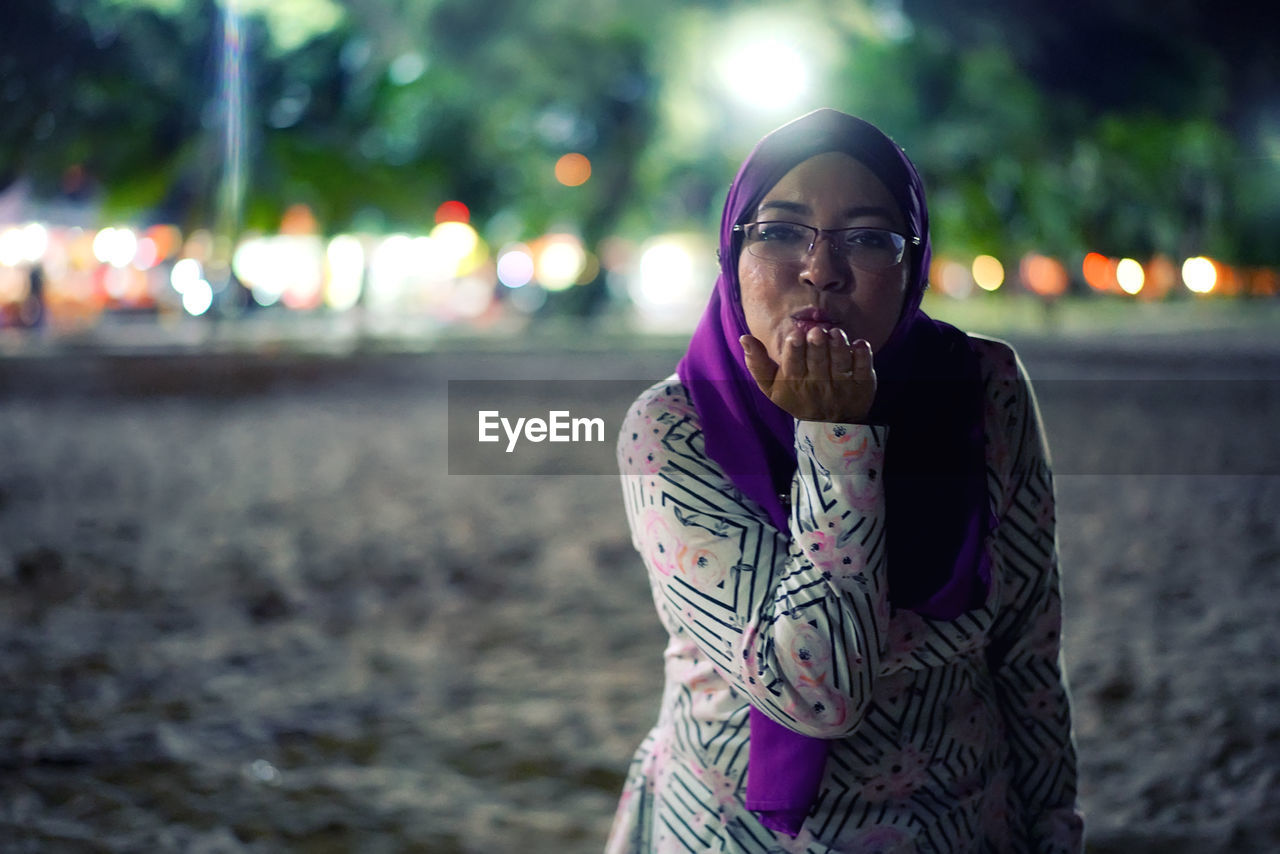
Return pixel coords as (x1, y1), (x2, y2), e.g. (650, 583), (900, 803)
(617, 380), (890, 739)
(984, 354), (1085, 854)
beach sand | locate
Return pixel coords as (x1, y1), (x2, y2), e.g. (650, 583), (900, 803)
(1, 339), (1277, 852)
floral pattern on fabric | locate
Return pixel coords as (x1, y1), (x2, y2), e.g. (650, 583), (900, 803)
(606, 339), (1083, 854)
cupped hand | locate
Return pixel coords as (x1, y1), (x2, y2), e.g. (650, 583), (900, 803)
(739, 327), (877, 423)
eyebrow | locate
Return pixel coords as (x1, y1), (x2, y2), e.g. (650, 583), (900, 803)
(756, 200), (896, 221)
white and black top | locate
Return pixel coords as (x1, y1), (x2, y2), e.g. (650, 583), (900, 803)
(606, 335), (1084, 854)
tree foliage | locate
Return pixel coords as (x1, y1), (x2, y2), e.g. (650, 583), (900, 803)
(2, 0), (1276, 268)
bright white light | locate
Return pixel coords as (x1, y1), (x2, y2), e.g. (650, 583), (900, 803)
(629, 234), (716, 332)
(232, 235), (324, 310)
(368, 234), (414, 308)
(496, 245), (535, 288)
(1116, 258), (1144, 295)
(717, 36), (809, 111)
(637, 241), (696, 307)
(325, 235), (365, 311)
(406, 236), (455, 285)
(1182, 256), (1216, 294)
(93, 228), (117, 265)
(536, 235), (586, 291)
(234, 238), (283, 306)
(110, 228), (136, 268)
(182, 279), (214, 316)
(92, 227), (138, 268)
(171, 258), (204, 294)
(279, 237), (324, 309)
(21, 223), (48, 263)
(430, 221), (481, 275)
(232, 238), (268, 287)
(0, 228), (23, 267)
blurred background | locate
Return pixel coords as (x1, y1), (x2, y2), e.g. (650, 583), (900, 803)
(2, 2), (1279, 854)
(1, 0), (1278, 348)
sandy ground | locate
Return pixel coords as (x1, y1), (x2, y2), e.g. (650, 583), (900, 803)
(1, 338), (1278, 853)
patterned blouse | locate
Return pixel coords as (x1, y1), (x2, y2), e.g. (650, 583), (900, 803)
(606, 335), (1083, 854)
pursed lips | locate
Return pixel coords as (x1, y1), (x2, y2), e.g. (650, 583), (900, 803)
(789, 306), (837, 336)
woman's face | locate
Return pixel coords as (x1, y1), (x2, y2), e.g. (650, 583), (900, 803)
(738, 151), (911, 364)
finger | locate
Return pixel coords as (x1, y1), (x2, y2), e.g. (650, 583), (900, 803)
(851, 338), (874, 382)
(739, 334), (778, 390)
(805, 326), (830, 379)
(829, 328), (854, 379)
(779, 330), (806, 380)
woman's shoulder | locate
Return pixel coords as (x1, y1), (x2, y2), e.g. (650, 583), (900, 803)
(964, 332), (1022, 383)
(617, 375), (702, 475)
(622, 374), (698, 426)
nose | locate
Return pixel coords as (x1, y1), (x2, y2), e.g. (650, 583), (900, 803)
(801, 233), (852, 292)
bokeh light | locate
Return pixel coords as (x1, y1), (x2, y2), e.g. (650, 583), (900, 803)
(971, 255), (1004, 291)
(628, 233), (714, 331)
(92, 227), (138, 269)
(171, 258), (204, 294)
(1116, 258), (1144, 295)
(554, 153), (592, 187)
(1145, 255), (1177, 300)
(717, 34), (809, 111)
(182, 278), (214, 316)
(496, 244), (535, 289)
(325, 235), (365, 311)
(367, 234), (414, 310)
(231, 235), (324, 309)
(535, 234), (586, 291)
(430, 221), (485, 278)
(636, 241), (693, 306)
(935, 259), (973, 299)
(0, 228), (25, 267)
(1020, 253), (1069, 297)
(1082, 252), (1118, 293)
(132, 237), (160, 270)
(22, 223), (49, 264)
(1182, 256), (1217, 294)
(435, 200), (470, 224)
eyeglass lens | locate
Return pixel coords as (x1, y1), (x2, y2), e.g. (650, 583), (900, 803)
(743, 223), (906, 269)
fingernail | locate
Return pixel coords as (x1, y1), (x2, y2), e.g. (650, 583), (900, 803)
(738, 335), (750, 352)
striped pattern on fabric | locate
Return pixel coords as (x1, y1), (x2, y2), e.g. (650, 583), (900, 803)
(606, 336), (1083, 854)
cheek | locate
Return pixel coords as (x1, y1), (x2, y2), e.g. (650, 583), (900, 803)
(737, 259), (784, 352)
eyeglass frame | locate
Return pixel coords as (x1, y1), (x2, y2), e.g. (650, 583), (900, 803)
(732, 221), (921, 270)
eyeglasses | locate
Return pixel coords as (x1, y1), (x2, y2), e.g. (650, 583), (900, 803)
(733, 221), (920, 270)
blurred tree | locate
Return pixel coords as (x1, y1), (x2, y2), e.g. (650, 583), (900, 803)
(1, 0), (1276, 286)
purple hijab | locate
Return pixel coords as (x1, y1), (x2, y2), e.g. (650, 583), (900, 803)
(676, 109), (993, 836)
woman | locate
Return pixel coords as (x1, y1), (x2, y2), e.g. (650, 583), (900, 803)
(608, 109), (1084, 853)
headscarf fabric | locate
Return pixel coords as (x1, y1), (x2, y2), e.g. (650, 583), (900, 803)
(675, 108), (992, 836)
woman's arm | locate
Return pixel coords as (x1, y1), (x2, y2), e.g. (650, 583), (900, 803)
(985, 351), (1085, 853)
(618, 379), (890, 739)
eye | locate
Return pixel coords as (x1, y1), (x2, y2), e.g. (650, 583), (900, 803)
(755, 222), (811, 244)
(844, 228), (896, 250)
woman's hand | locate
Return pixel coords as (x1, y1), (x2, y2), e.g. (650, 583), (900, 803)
(740, 327), (877, 423)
